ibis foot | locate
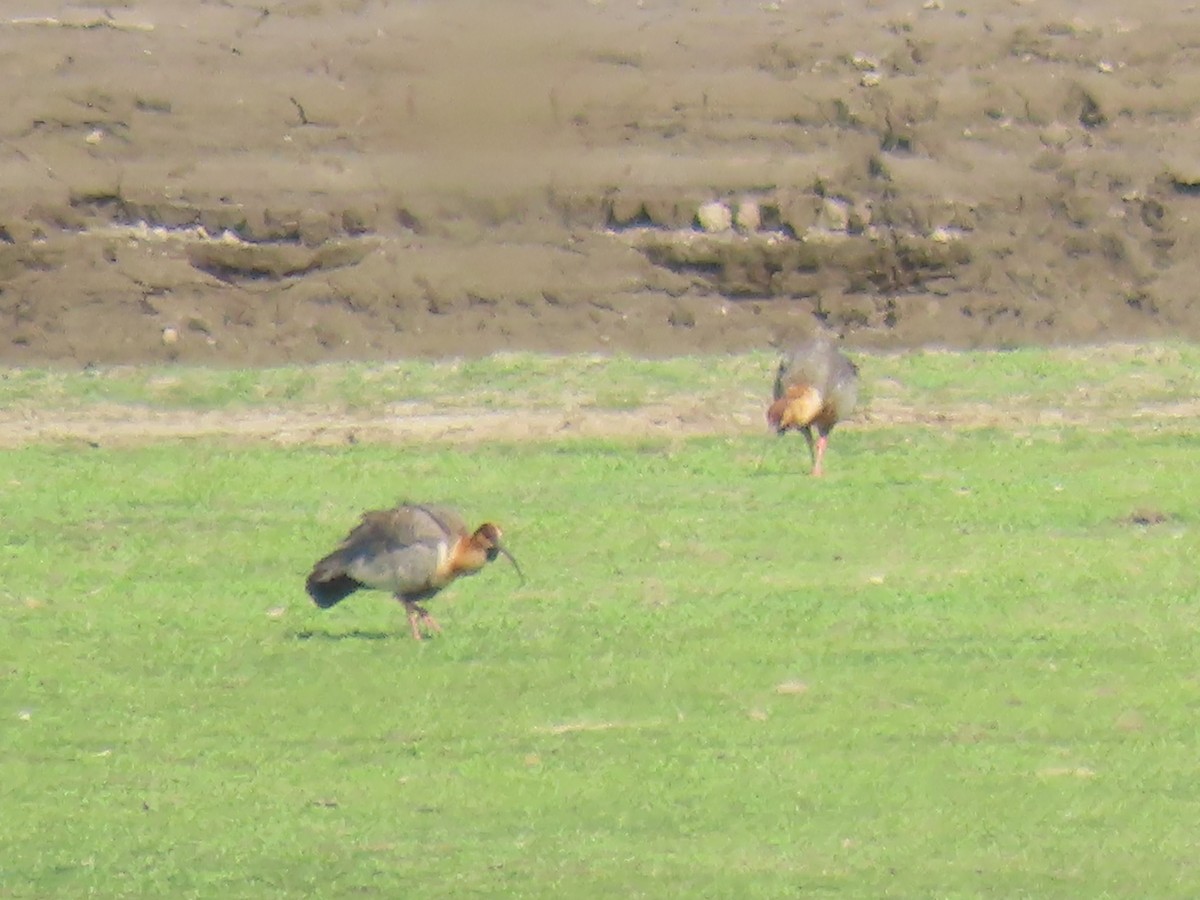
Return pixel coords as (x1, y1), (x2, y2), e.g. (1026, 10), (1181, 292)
(404, 601), (443, 640)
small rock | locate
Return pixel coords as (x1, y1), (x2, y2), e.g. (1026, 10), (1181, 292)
(734, 200), (761, 233)
(860, 71), (883, 88)
(696, 201), (733, 233)
(161, 327), (179, 345)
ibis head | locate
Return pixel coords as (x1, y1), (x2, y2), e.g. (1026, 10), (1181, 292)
(471, 523), (524, 584)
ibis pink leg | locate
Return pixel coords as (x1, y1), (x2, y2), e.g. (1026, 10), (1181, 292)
(414, 604), (442, 635)
(811, 434), (828, 477)
(403, 601), (424, 640)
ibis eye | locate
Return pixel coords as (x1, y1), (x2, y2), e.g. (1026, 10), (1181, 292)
(486, 547), (500, 561)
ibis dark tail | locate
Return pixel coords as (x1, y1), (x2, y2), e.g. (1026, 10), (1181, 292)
(306, 555), (363, 608)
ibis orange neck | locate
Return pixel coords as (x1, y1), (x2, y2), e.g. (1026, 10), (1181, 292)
(447, 535), (491, 577)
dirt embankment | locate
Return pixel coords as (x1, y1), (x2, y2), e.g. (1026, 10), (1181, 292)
(2, 0), (1200, 368)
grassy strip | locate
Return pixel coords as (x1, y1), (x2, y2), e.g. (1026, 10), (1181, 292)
(1, 342), (1196, 420)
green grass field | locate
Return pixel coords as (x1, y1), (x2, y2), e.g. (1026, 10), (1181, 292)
(3, 345), (1199, 897)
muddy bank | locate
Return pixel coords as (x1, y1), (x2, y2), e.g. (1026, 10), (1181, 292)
(3, 0), (1200, 366)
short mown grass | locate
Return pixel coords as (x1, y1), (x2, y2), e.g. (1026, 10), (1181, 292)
(2, 347), (1199, 897)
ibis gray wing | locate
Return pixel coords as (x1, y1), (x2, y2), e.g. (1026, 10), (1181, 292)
(327, 505), (462, 594)
(404, 504), (470, 541)
(826, 351), (860, 420)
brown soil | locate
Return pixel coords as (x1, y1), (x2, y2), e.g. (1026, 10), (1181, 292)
(4, 394), (1194, 449)
(3, 0), (1200, 367)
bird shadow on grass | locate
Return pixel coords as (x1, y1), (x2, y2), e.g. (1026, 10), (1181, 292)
(291, 628), (396, 642)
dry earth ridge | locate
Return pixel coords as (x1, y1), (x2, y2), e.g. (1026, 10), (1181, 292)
(2, 394), (1195, 448)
